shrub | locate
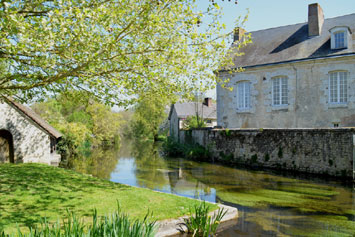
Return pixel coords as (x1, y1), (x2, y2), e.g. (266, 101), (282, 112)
(163, 137), (211, 161)
(183, 116), (206, 130)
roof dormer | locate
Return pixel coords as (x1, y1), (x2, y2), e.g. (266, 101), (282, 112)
(329, 26), (352, 50)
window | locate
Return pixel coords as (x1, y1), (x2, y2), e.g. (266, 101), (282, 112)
(237, 81), (250, 110)
(329, 71), (347, 104)
(329, 26), (351, 50)
(272, 76), (288, 106)
(334, 31), (345, 49)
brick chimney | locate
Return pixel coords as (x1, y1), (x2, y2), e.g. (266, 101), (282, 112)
(233, 27), (246, 42)
(203, 98), (212, 107)
(308, 3), (324, 37)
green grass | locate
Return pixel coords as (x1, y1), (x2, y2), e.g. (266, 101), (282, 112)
(0, 163), (216, 234)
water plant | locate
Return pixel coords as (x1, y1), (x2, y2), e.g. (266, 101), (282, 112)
(178, 202), (227, 237)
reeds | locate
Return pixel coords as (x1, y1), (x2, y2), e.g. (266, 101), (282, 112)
(2, 204), (156, 237)
(179, 201), (227, 237)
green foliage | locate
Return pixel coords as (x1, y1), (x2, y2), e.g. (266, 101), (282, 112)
(0, 0), (250, 106)
(264, 153), (270, 162)
(86, 102), (121, 146)
(278, 147), (283, 158)
(220, 152), (234, 163)
(251, 154), (258, 164)
(1, 205), (156, 237)
(129, 93), (168, 140)
(32, 92), (121, 155)
(224, 129), (232, 136)
(183, 116), (206, 130)
(328, 159), (333, 167)
(179, 201), (226, 237)
(163, 137), (210, 161)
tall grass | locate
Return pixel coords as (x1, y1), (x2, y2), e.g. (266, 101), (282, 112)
(178, 202), (226, 237)
(1, 205), (156, 237)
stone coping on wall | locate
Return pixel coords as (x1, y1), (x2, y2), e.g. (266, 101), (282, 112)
(156, 203), (238, 237)
(209, 127), (355, 132)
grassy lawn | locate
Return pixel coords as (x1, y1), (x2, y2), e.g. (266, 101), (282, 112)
(0, 163), (216, 234)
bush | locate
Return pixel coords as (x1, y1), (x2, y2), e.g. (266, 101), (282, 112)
(183, 116), (206, 130)
(162, 137), (211, 161)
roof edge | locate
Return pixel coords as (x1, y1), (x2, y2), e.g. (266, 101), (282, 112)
(2, 97), (63, 139)
(219, 53), (355, 72)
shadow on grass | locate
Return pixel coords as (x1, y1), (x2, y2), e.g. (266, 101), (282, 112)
(0, 163), (131, 231)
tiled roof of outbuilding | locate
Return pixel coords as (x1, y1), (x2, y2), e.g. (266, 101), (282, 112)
(228, 13), (355, 69)
(168, 102), (216, 120)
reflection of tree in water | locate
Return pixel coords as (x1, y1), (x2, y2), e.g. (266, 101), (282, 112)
(67, 147), (120, 179)
(130, 139), (169, 189)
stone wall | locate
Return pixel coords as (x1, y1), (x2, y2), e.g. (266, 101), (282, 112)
(0, 102), (53, 164)
(179, 128), (355, 178)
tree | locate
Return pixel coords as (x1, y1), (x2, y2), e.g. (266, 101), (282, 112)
(0, 0), (249, 106)
(129, 92), (168, 140)
(183, 115), (206, 129)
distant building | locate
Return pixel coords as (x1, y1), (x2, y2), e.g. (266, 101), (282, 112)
(0, 97), (62, 165)
(168, 98), (217, 140)
(217, 3), (355, 128)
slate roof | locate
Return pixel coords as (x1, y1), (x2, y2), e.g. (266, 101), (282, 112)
(4, 97), (63, 139)
(168, 102), (217, 120)
(228, 13), (355, 69)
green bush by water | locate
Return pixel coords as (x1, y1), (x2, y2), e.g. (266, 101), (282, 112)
(178, 202), (226, 237)
(1, 205), (156, 237)
(163, 137), (211, 161)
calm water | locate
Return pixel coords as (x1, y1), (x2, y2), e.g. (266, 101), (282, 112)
(66, 139), (355, 236)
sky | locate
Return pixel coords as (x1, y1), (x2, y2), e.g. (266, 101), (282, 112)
(196, 0), (354, 98)
(197, 0), (355, 33)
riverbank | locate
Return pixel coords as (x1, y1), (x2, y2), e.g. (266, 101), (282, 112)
(0, 163), (217, 234)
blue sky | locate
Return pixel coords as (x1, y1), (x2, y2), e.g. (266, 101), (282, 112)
(197, 0), (355, 32)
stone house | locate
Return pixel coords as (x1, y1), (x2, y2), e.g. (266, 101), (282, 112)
(217, 3), (355, 128)
(168, 98), (217, 140)
(0, 97), (62, 165)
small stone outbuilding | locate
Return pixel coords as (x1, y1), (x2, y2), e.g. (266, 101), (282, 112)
(168, 98), (217, 140)
(0, 97), (62, 165)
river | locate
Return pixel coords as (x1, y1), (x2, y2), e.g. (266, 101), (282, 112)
(64, 139), (355, 236)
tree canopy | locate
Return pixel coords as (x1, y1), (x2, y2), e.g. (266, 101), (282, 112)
(0, 0), (248, 106)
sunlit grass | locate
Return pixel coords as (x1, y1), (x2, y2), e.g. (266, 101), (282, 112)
(0, 163), (216, 234)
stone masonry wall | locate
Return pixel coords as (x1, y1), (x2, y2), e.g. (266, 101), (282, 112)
(0, 102), (52, 164)
(180, 128), (355, 178)
(217, 56), (355, 129)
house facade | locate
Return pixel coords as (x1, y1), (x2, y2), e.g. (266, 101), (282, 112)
(217, 4), (355, 128)
(0, 97), (62, 165)
(169, 98), (217, 140)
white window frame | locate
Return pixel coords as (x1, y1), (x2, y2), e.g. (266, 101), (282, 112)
(328, 71), (348, 104)
(272, 76), (288, 107)
(329, 26), (351, 50)
(236, 81), (251, 111)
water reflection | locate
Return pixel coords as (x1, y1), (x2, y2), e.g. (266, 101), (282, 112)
(65, 139), (355, 236)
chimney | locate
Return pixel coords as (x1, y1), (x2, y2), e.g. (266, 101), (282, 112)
(203, 98), (212, 107)
(308, 3), (324, 37)
(233, 27), (246, 42)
